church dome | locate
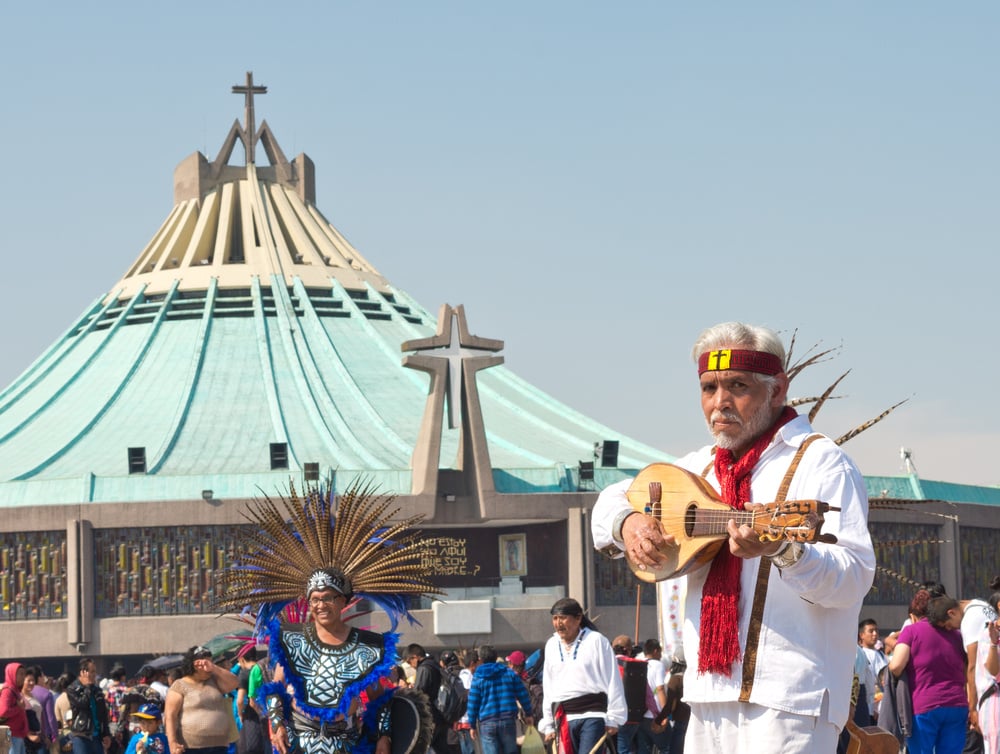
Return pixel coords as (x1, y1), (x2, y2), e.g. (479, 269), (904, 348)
(0, 73), (664, 506)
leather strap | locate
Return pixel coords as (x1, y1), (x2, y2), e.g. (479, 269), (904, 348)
(738, 433), (822, 701)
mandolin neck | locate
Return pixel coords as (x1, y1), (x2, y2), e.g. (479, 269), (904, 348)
(687, 506), (755, 538)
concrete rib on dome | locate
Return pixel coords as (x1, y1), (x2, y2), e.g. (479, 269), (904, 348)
(0, 73), (668, 509)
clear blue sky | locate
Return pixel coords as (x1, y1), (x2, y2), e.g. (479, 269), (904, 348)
(1, 3), (996, 485)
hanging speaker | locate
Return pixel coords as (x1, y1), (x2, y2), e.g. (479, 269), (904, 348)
(600, 440), (619, 467)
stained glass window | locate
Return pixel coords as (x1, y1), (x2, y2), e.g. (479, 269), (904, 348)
(0, 531), (68, 620)
(94, 525), (253, 616)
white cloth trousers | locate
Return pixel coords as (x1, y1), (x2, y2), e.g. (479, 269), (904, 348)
(686, 699), (839, 754)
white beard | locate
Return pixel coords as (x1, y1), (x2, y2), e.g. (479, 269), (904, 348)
(709, 401), (780, 452)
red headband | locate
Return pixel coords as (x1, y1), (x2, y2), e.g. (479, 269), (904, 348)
(697, 349), (783, 376)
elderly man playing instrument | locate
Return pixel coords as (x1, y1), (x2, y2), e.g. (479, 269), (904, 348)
(592, 321), (875, 753)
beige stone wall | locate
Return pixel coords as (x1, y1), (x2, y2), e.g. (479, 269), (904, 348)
(6, 493), (990, 663)
(1, 491), (598, 662)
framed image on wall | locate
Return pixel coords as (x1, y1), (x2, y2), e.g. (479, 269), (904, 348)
(499, 533), (527, 577)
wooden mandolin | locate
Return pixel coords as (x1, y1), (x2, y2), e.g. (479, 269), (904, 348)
(624, 463), (839, 583)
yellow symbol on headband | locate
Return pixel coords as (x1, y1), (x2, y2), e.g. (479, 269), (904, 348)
(707, 349), (732, 371)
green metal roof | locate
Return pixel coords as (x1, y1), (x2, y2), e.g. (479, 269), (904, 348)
(0, 120), (668, 505)
(865, 475), (1000, 506)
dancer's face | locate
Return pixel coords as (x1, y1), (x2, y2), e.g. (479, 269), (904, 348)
(308, 589), (344, 626)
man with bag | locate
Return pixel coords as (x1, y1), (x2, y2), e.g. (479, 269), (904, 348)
(466, 646), (534, 754)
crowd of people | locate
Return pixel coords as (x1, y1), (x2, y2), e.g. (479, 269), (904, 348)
(5, 580), (998, 754)
(851, 577), (1000, 754)
(0, 658), (166, 754)
(0, 597), (691, 754)
(0, 648), (269, 754)
(389, 609), (691, 754)
(1, 587), (997, 754)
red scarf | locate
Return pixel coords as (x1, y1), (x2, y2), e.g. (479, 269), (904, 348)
(698, 406), (797, 676)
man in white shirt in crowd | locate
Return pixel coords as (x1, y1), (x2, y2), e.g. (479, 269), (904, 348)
(538, 598), (626, 754)
(960, 581), (999, 741)
(858, 618), (888, 720)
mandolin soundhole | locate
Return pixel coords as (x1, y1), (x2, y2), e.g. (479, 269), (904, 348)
(684, 503), (697, 537)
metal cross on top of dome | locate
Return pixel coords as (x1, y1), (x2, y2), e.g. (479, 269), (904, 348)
(232, 71), (267, 165)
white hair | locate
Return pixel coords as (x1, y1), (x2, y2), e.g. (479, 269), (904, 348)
(691, 321), (786, 390)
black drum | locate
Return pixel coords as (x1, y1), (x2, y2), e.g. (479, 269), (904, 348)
(389, 688), (434, 754)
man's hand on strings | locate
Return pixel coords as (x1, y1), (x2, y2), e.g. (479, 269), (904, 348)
(727, 503), (783, 559)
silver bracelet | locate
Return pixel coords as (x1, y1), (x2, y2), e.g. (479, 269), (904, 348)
(769, 541), (805, 569)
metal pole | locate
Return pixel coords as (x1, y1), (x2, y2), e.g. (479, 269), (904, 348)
(634, 583), (641, 644)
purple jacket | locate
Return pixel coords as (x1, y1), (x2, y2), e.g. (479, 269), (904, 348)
(32, 682), (58, 741)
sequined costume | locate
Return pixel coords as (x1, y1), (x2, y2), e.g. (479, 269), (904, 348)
(261, 621), (396, 754)
(218, 480), (441, 754)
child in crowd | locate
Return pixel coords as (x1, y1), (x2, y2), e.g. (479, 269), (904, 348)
(123, 705), (169, 754)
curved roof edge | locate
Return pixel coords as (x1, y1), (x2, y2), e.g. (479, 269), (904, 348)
(865, 474), (1000, 506)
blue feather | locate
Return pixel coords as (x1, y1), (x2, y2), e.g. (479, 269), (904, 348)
(355, 592), (422, 632)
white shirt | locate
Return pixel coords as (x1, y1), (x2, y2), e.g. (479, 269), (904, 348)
(861, 646), (888, 692)
(592, 414), (876, 730)
(962, 599), (997, 649)
(964, 598), (999, 702)
(854, 646), (877, 715)
(458, 667), (473, 725)
(538, 627), (627, 735)
(150, 681), (168, 701)
(644, 658), (667, 718)
(975, 624), (1000, 701)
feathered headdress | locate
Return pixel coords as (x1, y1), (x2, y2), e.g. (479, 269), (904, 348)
(783, 330), (950, 595)
(218, 477), (442, 633)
